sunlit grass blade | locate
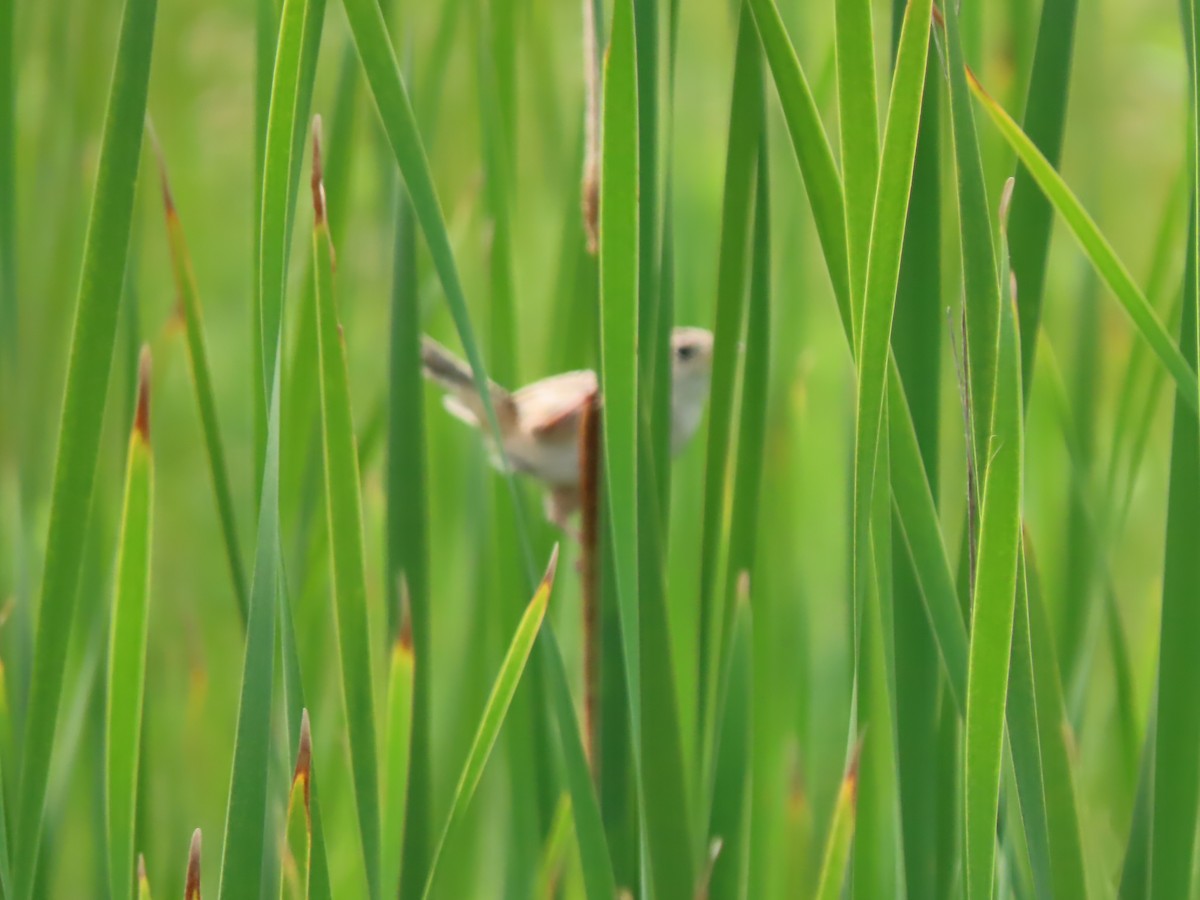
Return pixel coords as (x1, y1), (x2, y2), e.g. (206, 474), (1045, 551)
(150, 138), (248, 624)
(964, 229), (1025, 900)
(105, 348), (155, 900)
(310, 122), (381, 899)
(1149, 207), (1200, 898)
(422, 547), (559, 898)
(707, 577), (753, 899)
(969, 71), (1200, 415)
(187, 829), (203, 900)
(1006, 0), (1079, 381)
(280, 711), (314, 900)
(697, 0), (762, 774)
(11, 0), (157, 890)
(258, 0), (326, 408)
(813, 743), (861, 900)
(835, 0), (879, 338)
(0, 0), (14, 388)
(381, 605), (415, 900)
(217, 360), (282, 900)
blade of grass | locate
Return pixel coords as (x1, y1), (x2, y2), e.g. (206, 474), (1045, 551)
(964, 229), (1025, 900)
(969, 71), (1200, 415)
(217, 357), (281, 900)
(1006, 0), (1079, 384)
(835, 0), (879, 340)
(252, 0), (277, 498)
(422, 547), (560, 898)
(258, 0), (326, 408)
(310, 123), (381, 899)
(187, 829), (202, 900)
(151, 139), (248, 625)
(0, 0), (14, 393)
(11, 0), (157, 890)
(386, 190), (433, 899)
(381, 606), (415, 900)
(105, 349), (155, 900)
(138, 855), (152, 900)
(1149, 197), (1200, 898)
(696, 0), (762, 784)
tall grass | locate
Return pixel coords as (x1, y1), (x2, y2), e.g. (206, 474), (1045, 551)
(6, 0), (1200, 895)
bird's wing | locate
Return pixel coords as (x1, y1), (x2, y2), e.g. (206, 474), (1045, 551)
(519, 370), (599, 440)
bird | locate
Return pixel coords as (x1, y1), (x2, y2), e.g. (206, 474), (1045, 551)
(421, 327), (714, 529)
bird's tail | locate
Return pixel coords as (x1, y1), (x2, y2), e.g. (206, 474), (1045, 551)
(421, 337), (517, 433)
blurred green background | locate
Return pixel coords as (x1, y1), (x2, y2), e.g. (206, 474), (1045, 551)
(0, 0), (1193, 894)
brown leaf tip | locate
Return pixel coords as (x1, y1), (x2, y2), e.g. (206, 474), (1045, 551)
(397, 577), (413, 653)
(137, 853), (148, 883)
(135, 344), (152, 443)
(542, 543), (561, 593)
(185, 828), (202, 899)
(311, 115), (327, 226)
(294, 709), (313, 805)
(999, 176), (1015, 229)
(736, 570), (751, 607)
(145, 117), (176, 218)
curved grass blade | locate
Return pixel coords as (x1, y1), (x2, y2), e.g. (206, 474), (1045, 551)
(381, 608), (415, 900)
(150, 139), (248, 625)
(280, 711), (314, 900)
(968, 71), (1200, 415)
(814, 743), (861, 900)
(310, 123), (381, 899)
(105, 349), (155, 900)
(422, 547), (560, 899)
(964, 244), (1025, 900)
(11, 0), (157, 890)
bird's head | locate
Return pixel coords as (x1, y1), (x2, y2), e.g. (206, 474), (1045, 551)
(669, 326), (715, 386)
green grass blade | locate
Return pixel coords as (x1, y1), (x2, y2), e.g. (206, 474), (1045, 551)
(217, 360), (282, 900)
(969, 72), (1200, 415)
(964, 228), (1025, 900)
(707, 581), (753, 899)
(11, 0), (157, 890)
(422, 548), (560, 898)
(0, 0), (14, 388)
(1007, 0), (1079, 383)
(1022, 541), (1090, 899)
(258, 0), (326, 403)
(835, 0), (879, 338)
(850, 0), (931, 718)
(151, 144), (248, 626)
(252, 0), (277, 498)
(1149, 203), (1200, 899)
(941, 1), (1000, 474)
(386, 190), (433, 900)
(747, 0), (850, 328)
(813, 746), (860, 900)
(381, 622), (414, 900)
(311, 127), (381, 899)
(105, 350), (155, 900)
(696, 0), (762, 765)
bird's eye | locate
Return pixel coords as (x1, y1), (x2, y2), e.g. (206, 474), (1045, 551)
(677, 344), (695, 362)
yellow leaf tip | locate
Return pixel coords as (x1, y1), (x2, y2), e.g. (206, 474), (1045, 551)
(135, 344), (152, 443)
(137, 853), (147, 882)
(295, 708), (313, 799)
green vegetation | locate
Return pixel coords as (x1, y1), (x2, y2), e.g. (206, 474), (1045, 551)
(3, 0), (1200, 895)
